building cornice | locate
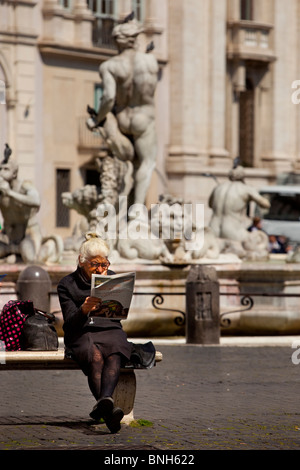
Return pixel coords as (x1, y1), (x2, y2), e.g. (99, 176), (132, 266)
(38, 41), (168, 66)
(166, 155), (275, 180)
(0, 30), (38, 46)
(6, 0), (38, 5)
(38, 41), (117, 63)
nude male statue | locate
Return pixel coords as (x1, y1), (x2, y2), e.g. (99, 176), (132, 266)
(87, 18), (159, 206)
(0, 158), (42, 262)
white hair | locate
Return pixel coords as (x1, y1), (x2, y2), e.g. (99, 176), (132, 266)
(78, 232), (110, 264)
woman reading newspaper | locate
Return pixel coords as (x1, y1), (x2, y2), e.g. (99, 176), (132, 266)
(57, 232), (133, 433)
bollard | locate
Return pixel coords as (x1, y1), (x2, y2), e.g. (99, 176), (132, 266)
(17, 265), (52, 313)
(185, 265), (220, 344)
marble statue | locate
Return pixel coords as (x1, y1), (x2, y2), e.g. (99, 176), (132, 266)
(68, 17), (273, 263)
(0, 148), (63, 264)
(208, 165), (271, 260)
(62, 185), (99, 223)
(61, 155), (133, 252)
(86, 16), (158, 206)
(94, 155), (133, 209)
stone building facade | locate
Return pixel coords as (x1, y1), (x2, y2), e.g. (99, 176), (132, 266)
(0, 0), (299, 238)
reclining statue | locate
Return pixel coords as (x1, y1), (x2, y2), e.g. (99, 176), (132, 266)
(0, 146), (63, 264)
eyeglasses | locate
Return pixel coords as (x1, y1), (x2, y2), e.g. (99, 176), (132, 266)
(88, 260), (110, 270)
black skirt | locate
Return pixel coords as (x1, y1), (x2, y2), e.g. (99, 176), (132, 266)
(67, 327), (133, 375)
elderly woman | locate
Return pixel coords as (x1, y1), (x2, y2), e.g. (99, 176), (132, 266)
(57, 232), (132, 433)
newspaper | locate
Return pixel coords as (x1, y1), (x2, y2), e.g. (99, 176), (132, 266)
(89, 272), (136, 320)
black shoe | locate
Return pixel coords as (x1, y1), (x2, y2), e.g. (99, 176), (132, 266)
(105, 407), (124, 434)
(89, 396), (114, 421)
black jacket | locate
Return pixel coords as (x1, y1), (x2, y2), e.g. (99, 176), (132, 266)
(57, 267), (122, 345)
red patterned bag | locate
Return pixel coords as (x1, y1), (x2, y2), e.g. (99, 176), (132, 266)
(0, 300), (34, 351)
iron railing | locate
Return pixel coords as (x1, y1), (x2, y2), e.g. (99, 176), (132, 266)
(133, 292), (186, 327)
(5, 289), (299, 329)
(132, 291), (300, 328)
(92, 17), (117, 49)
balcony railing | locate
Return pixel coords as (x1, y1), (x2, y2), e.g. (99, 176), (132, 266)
(91, 17), (117, 50)
(227, 20), (276, 63)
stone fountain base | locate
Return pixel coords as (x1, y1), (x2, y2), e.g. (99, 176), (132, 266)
(0, 254), (300, 337)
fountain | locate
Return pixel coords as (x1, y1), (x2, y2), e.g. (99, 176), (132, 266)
(1, 15), (300, 338)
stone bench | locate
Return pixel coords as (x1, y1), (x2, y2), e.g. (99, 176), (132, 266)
(0, 348), (163, 424)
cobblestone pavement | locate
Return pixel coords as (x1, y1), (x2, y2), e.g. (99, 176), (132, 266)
(1, 338), (300, 453)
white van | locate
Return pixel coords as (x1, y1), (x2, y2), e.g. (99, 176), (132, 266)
(254, 185), (300, 243)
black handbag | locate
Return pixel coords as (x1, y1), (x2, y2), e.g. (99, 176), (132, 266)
(21, 307), (58, 351)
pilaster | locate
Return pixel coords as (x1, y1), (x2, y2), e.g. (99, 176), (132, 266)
(261, 0), (297, 173)
(208, 0), (230, 165)
(167, 0), (210, 165)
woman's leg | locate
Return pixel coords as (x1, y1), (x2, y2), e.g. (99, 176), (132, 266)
(87, 348), (122, 400)
(101, 353), (121, 398)
(88, 345), (114, 421)
(88, 349), (123, 431)
(101, 353), (124, 433)
(87, 344), (104, 400)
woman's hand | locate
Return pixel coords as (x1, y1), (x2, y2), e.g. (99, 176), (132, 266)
(81, 296), (102, 315)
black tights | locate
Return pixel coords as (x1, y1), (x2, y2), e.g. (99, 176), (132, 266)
(87, 345), (121, 400)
